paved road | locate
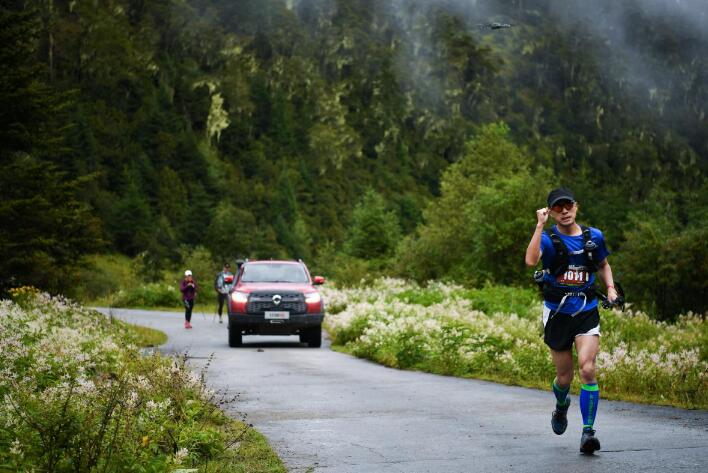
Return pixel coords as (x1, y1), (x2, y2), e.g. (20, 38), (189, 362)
(100, 308), (708, 472)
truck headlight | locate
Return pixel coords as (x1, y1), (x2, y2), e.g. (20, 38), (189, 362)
(231, 291), (249, 303)
(305, 292), (321, 304)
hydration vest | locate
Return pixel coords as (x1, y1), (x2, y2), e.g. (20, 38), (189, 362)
(544, 225), (600, 277)
(540, 225), (601, 303)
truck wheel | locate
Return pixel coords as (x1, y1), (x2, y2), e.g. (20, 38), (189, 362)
(307, 325), (322, 348)
(299, 331), (309, 344)
(228, 325), (242, 347)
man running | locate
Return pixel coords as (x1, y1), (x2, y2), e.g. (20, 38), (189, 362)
(214, 262), (234, 324)
(524, 187), (618, 454)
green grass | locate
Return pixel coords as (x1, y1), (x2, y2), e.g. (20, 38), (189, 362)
(100, 303), (184, 312)
(115, 318), (169, 347)
(177, 409), (286, 473)
(221, 424), (287, 473)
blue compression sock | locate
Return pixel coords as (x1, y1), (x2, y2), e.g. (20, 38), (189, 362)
(580, 383), (600, 430)
(552, 378), (570, 407)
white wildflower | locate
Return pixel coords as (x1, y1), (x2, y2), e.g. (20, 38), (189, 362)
(174, 447), (189, 464)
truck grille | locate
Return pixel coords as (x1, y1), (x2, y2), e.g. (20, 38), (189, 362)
(246, 292), (306, 315)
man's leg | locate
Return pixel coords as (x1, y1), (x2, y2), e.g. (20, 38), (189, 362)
(217, 294), (225, 322)
(575, 335), (601, 453)
(550, 349), (573, 434)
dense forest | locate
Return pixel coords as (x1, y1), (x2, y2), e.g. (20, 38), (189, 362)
(1, 0), (706, 318)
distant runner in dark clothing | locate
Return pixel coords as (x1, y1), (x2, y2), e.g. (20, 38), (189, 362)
(180, 270), (198, 329)
(525, 187), (618, 455)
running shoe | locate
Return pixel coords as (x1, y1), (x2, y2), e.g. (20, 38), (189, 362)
(219, 315), (223, 324)
(551, 399), (570, 435)
(579, 428), (601, 454)
(185, 321), (192, 329)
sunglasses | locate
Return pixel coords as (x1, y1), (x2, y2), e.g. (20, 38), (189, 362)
(550, 201), (575, 213)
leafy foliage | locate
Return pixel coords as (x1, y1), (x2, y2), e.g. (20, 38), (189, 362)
(398, 123), (551, 284)
(1, 0), (706, 317)
(345, 189), (401, 259)
(616, 211), (708, 319)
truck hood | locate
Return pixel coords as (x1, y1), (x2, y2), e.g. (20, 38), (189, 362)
(235, 282), (315, 293)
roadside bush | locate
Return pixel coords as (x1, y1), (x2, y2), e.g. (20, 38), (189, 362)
(111, 282), (181, 308)
(323, 278), (708, 408)
(7, 285), (41, 307)
(461, 284), (540, 320)
(0, 294), (215, 470)
(0, 292), (282, 471)
(329, 314), (371, 346)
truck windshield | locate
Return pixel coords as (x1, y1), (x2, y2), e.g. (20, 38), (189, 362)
(241, 264), (309, 283)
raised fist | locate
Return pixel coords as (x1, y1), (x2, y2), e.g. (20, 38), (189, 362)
(536, 207), (549, 225)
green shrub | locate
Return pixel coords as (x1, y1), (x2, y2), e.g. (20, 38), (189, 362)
(344, 189), (401, 259)
(178, 245), (219, 288)
(330, 314), (371, 346)
(460, 284), (540, 320)
(112, 282), (181, 308)
(73, 254), (136, 302)
(395, 288), (445, 306)
(313, 247), (374, 287)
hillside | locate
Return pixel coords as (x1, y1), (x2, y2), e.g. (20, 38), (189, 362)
(1, 0), (706, 317)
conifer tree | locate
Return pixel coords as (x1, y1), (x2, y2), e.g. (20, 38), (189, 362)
(0, 2), (99, 295)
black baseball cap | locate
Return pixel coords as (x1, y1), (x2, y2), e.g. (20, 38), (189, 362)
(547, 187), (575, 207)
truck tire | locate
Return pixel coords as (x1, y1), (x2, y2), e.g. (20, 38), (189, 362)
(299, 331), (309, 344)
(307, 325), (322, 348)
(229, 325), (242, 347)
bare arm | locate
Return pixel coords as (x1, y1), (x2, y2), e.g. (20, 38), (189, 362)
(525, 207), (549, 266)
(596, 259), (618, 302)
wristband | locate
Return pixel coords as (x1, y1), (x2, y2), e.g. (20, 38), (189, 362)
(607, 285), (614, 290)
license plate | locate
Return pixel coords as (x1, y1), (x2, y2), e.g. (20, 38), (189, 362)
(264, 311), (289, 320)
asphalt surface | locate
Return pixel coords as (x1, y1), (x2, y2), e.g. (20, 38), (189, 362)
(99, 308), (708, 473)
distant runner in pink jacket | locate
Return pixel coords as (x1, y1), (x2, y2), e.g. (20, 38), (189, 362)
(180, 270), (198, 329)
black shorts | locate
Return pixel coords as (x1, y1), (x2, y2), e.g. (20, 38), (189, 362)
(542, 306), (600, 351)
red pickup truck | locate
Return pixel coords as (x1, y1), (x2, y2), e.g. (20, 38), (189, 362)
(227, 260), (325, 347)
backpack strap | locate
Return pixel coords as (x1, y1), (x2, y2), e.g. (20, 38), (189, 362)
(581, 225), (599, 273)
(544, 228), (569, 277)
(543, 284), (597, 303)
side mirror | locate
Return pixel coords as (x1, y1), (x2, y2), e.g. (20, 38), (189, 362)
(313, 276), (325, 285)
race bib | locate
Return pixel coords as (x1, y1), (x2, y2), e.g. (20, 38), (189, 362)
(556, 266), (590, 286)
